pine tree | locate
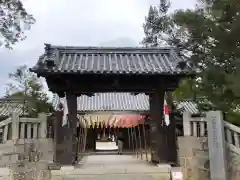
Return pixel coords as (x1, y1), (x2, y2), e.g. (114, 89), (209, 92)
(6, 65), (53, 116)
(142, 0), (240, 124)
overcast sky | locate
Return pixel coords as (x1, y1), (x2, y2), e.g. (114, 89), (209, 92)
(0, 0), (196, 98)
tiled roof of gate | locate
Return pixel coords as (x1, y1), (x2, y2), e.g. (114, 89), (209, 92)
(52, 93), (199, 114)
(30, 44), (193, 75)
(52, 93), (149, 112)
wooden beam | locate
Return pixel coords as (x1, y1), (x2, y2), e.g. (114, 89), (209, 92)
(50, 83), (179, 96)
(46, 74), (180, 95)
(166, 113), (178, 165)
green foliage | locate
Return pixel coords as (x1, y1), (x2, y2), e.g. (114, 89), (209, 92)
(0, 0), (35, 48)
(172, 78), (196, 101)
(6, 65), (53, 115)
(142, 0), (198, 111)
(142, 0), (173, 47)
(225, 111), (240, 126)
(142, 0), (240, 121)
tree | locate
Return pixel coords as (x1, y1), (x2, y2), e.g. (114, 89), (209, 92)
(0, 0), (35, 48)
(6, 65), (53, 116)
(142, 0), (196, 112)
(142, 0), (240, 124)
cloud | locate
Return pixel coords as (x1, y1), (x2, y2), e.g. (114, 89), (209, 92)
(98, 38), (138, 47)
(0, 0), (197, 97)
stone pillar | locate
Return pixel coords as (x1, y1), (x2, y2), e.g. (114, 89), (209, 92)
(206, 111), (227, 180)
(27, 124), (32, 139)
(183, 112), (191, 136)
(226, 128), (232, 144)
(3, 125), (8, 142)
(38, 113), (53, 163)
(20, 123), (25, 139)
(234, 131), (240, 148)
(39, 113), (48, 138)
(200, 121), (205, 137)
(11, 112), (19, 141)
(33, 124), (38, 138)
(149, 89), (168, 163)
(65, 93), (77, 165)
(193, 122), (197, 136)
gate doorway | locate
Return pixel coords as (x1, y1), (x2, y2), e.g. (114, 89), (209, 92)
(77, 113), (151, 159)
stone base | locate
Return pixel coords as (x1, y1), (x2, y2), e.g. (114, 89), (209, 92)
(0, 167), (10, 175)
(157, 164), (171, 169)
(60, 166), (75, 171)
(0, 138), (54, 167)
(1, 163), (51, 180)
(48, 163), (61, 170)
(51, 164), (171, 176)
(0, 168), (9, 180)
(170, 167), (183, 180)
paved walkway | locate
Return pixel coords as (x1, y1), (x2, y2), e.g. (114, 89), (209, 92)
(51, 155), (170, 180)
(51, 141), (170, 179)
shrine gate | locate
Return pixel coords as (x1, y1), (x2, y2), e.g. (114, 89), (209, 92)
(30, 44), (194, 166)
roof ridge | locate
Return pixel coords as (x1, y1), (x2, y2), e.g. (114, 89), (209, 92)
(44, 43), (175, 51)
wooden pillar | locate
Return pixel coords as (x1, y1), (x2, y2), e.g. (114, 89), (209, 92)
(92, 127), (95, 151)
(53, 111), (63, 164)
(133, 127), (138, 157)
(166, 113), (178, 165)
(86, 126), (92, 151)
(149, 90), (168, 163)
(83, 125), (88, 152)
(142, 124), (148, 161)
(127, 128), (131, 149)
(137, 125), (143, 159)
(65, 93), (78, 165)
(130, 127), (134, 152)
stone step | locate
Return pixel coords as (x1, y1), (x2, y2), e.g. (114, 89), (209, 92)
(51, 173), (170, 180)
(51, 165), (170, 175)
(193, 149), (209, 158)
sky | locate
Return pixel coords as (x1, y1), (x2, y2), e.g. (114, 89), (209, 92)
(0, 0), (197, 98)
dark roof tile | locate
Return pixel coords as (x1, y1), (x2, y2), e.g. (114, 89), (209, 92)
(52, 93), (199, 114)
(0, 99), (26, 117)
(177, 100), (199, 114)
(31, 44), (192, 75)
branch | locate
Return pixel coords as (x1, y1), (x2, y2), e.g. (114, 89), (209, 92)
(0, 0), (35, 48)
